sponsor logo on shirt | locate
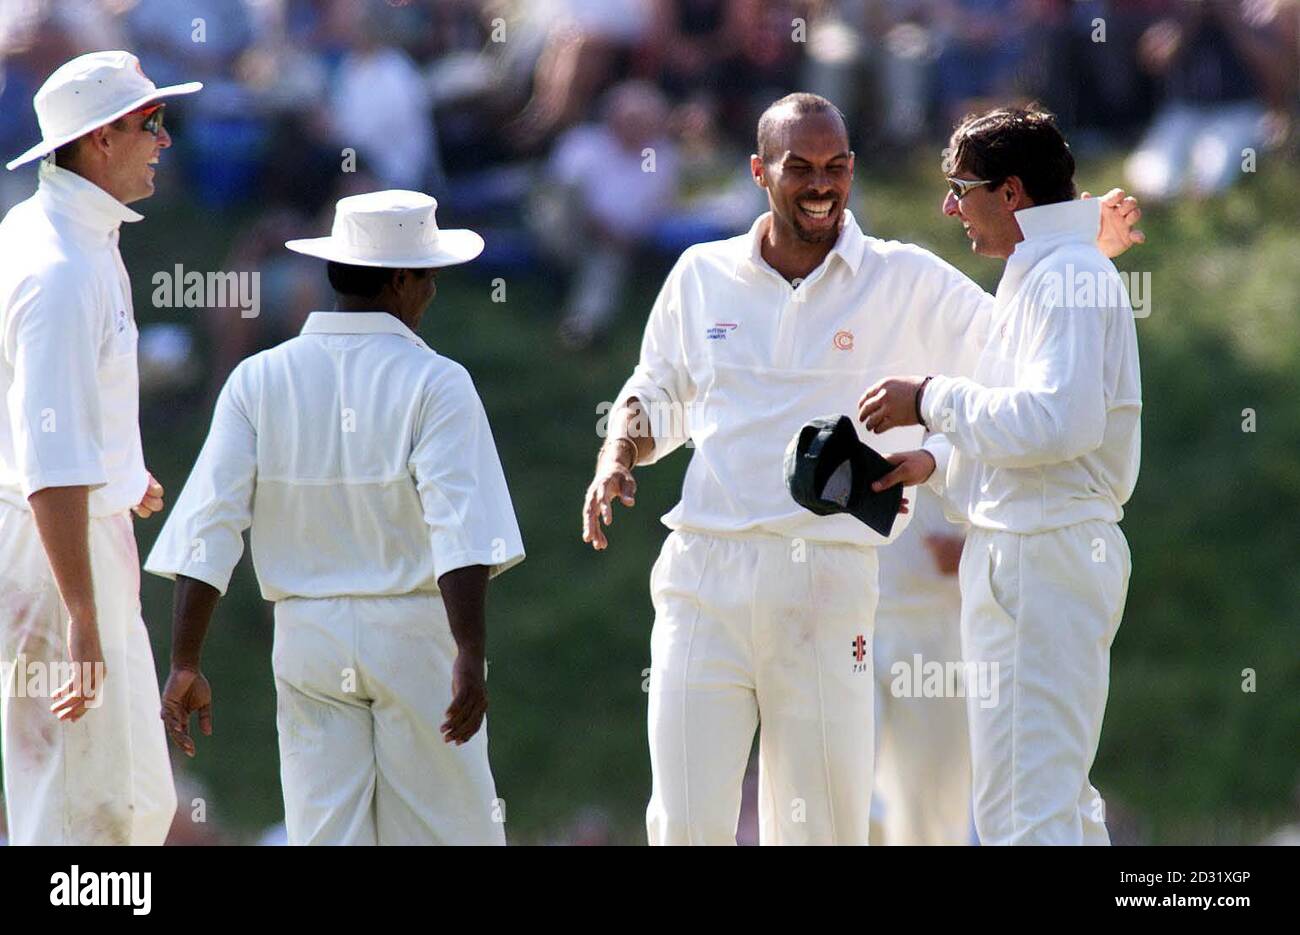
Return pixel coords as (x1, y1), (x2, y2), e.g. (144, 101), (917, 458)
(116, 308), (128, 333)
(851, 634), (868, 673)
(833, 329), (854, 351)
(706, 322), (738, 340)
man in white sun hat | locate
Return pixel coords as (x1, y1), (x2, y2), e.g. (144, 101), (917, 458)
(143, 190), (525, 845)
(0, 50), (201, 845)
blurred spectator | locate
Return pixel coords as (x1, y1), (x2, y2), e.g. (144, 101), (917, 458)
(1017, 1), (1159, 145)
(506, 0), (655, 149)
(329, 18), (439, 191)
(533, 80), (680, 348)
(932, 0), (1030, 127)
(640, 0), (741, 99)
(798, 0), (869, 136)
(864, 0), (945, 147)
(1126, 0), (1298, 201)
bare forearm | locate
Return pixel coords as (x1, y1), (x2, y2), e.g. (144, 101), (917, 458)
(438, 564), (490, 657)
(171, 575), (221, 670)
(602, 397), (654, 467)
(28, 485), (95, 623)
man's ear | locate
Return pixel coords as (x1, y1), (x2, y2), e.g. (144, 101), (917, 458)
(85, 125), (113, 162)
(750, 153), (767, 189)
(1002, 176), (1032, 211)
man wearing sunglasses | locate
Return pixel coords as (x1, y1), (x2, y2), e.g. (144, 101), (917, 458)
(0, 51), (201, 844)
(860, 107), (1144, 845)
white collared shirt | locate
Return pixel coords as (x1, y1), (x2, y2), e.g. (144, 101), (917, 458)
(0, 161), (148, 516)
(921, 198), (1142, 534)
(617, 210), (992, 547)
(144, 311), (525, 600)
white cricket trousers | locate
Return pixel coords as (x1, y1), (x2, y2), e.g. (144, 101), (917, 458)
(272, 591), (506, 846)
(0, 502), (176, 845)
(959, 519), (1130, 846)
(872, 600), (971, 846)
(646, 529), (878, 845)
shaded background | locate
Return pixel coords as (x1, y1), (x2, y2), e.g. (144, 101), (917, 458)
(1, 0), (1298, 844)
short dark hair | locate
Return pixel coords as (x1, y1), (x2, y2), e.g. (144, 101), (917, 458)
(326, 261), (399, 298)
(943, 107), (1075, 206)
(52, 114), (135, 169)
(756, 93), (848, 164)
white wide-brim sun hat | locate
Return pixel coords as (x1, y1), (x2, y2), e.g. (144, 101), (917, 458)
(6, 50), (202, 171)
(285, 190), (484, 268)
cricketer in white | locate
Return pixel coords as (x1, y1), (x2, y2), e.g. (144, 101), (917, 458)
(862, 108), (1144, 845)
(0, 51), (202, 845)
(145, 191), (524, 845)
(582, 94), (1143, 845)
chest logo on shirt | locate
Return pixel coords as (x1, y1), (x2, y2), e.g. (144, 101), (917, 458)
(116, 309), (128, 333)
(833, 329), (854, 351)
(706, 322), (738, 340)
(851, 634), (868, 672)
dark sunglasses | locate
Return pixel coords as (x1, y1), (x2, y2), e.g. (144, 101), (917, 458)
(135, 104), (165, 137)
(946, 176), (991, 199)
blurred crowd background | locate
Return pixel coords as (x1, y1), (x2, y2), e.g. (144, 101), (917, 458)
(0, 0), (1298, 845)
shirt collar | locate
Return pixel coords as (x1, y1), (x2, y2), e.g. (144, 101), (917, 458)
(300, 311), (430, 350)
(1000, 198), (1102, 301)
(1013, 197), (1100, 247)
(737, 209), (867, 280)
(36, 160), (143, 236)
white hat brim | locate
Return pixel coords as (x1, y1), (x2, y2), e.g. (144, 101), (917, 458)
(284, 228), (485, 268)
(5, 80), (204, 171)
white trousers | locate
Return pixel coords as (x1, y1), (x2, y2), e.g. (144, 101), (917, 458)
(873, 603), (971, 846)
(272, 592), (505, 846)
(0, 503), (176, 845)
(959, 520), (1129, 845)
(646, 529), (878, 845)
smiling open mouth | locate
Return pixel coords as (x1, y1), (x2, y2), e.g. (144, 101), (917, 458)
(799, 199), (834, 221)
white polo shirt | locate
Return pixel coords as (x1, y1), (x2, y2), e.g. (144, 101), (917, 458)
(144, 312), (525, 601)
(921, 197), (1142, 534)
(617, 210), (992, 547)
(0, 161), (148, 516)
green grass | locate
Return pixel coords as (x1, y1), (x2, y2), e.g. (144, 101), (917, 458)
(8, 151), (1298, 844)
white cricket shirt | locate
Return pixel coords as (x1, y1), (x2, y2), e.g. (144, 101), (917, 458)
(617, 210), (992, 547)
(0, 161), (149, 516)
(144, 312), (525, 600)
(921, 197), (1142, 534)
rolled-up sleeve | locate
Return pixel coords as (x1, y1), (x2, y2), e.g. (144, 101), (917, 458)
(144, 366), (258, 594)
(410, 364), (525, 581)
(4, 272), (109, 496)
(614, 251), (696, 465)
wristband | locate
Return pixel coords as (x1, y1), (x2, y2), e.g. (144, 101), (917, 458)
(915, 376), (933, 429)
